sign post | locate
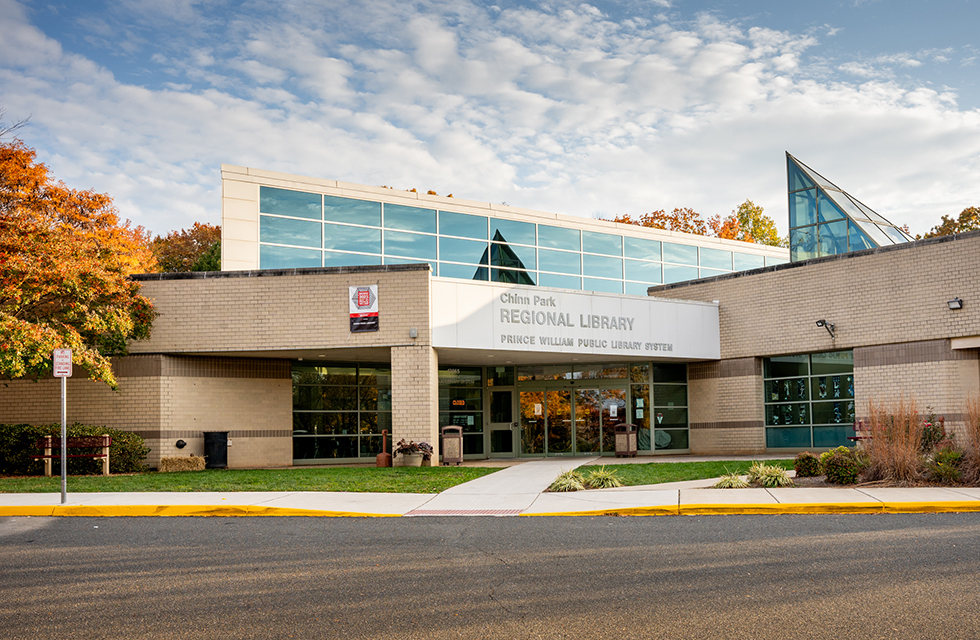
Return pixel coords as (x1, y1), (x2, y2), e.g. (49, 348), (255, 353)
(52, 349), (72, 504)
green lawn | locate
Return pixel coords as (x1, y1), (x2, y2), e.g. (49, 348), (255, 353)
(0, 459), (795, 494)
(0, 466), (499, 494)
(607, 459), (794, 487)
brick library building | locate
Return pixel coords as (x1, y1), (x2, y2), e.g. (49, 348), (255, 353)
(3, 155), (978, 468)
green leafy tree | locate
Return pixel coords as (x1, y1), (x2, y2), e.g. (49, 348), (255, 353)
(0, 138), (155, 388)
(923, 206), (980, 238)
(190, 240), (221, 271)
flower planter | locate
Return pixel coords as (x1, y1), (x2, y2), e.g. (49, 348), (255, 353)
(393, 453), (424, 467)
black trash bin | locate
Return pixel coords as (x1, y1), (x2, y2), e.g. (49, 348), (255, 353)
(203, 431), (229, 469)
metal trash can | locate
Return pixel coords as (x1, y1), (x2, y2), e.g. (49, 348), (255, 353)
(203, 431), (229, 469)
(614, 423), (637, 458)
(441, 426), (463, 466)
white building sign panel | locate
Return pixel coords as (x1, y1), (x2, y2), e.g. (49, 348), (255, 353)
(432, 280), (719, 360)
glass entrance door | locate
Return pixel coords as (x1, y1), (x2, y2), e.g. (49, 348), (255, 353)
(488, 389), (517, 457)
(520, 387), (625, 456)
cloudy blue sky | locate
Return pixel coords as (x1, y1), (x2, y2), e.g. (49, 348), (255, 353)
(2, 0), (978, 238)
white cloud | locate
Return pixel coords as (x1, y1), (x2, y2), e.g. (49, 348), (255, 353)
(2, 0), (979, 239)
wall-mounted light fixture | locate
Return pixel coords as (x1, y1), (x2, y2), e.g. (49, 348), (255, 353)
(948, 298), (964, 310)
(175, 439), (187, 449)
(815, 319), (836, 340)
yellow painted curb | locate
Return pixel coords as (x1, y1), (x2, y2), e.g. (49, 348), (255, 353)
(522, 505), (678, 517)
(882, 501), (980, 514)
(2, 505), (400, 518)
(680, 502), (885, 515)
(0, 506), (56, 517)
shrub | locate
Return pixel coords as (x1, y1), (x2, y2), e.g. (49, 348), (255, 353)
(863, 397), (925, 483)
(713, 472), (749, 489)
(0, 423), (150, 475)
(824, 449), (863, 485)
(584, 466), (623, 489)
(926, 448), (964, 483)
(921, 415), (952, 453)
(794, 452), (821, 477)
(548, 469), (586, 492)
(159, 455), (207, 472)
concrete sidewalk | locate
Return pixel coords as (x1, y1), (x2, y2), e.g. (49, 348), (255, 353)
(3, 459), (980, 517)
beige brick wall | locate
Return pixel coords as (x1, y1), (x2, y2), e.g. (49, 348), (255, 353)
(390, 345), (440, 457)
(0, 355), (292, 468)
(652, 233), (980, 450)
(132, 266), (431, 355)
(650, 233), (980, 359)
(688, 359), (766, 454)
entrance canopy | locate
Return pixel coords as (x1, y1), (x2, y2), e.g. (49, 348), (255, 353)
(432, 279), (720, 365)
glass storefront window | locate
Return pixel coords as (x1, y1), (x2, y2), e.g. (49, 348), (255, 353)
(624, 236), (661, 261)
(538, 225), (581, 251)
(733, 253), (765, 271)
(663, 243), (698, 265)
(293, 363), (391, 462)
(260, 187), (321, 219)
(439, 211), (488, 239)
(260, 216), (321, 248)
(663, 264), (699, 284)
(383, 204), (437, 233)
(323, 223), (381, 254)
(624, 259), (661, 283)
(323, 195), (380, 226)
(439, 366), (484, 455)
(582, 231), (622, 256)
(488, 366), (515, 387)
(384, 230), (437, 260)
(699, 247), (732, 270)
(538, 248), (581, 275)
(491, 219), (535, 246)
(260, 245), (320, 269)
(583, 254), (623, 279)
(764, 351), (854, 449)
(583, 278), (623, 294)
(439, 236), (489, 265)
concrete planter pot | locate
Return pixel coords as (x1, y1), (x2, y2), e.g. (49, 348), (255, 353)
(393, 453), (424, 467)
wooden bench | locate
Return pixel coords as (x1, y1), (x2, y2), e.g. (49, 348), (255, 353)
(32, 435), (112, 476)
(847, 420), (871, 446)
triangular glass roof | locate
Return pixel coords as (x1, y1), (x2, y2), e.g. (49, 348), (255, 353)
(786, 153), (913, 262)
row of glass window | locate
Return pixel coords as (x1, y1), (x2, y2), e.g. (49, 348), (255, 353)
(764, 351), (855, 449)
(258, 187), (785, 278)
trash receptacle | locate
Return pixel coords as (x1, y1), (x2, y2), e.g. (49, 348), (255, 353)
(203, 431), (229, 469)
(441, 426), (463, 466)
(614, 423), (637, 458)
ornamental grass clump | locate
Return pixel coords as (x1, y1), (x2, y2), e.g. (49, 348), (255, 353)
(713, 472), (749, 489)
(548, 469), (586, 492)
(584, 466), (623, 489)
(863, 397), (924, 484)
(794, 452), (821, 478)
(963, 397), (980, 485)
(926, 447), (964, 483)
(746, 461), (792, 487)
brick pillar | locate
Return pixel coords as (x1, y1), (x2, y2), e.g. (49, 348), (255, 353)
(391, 346), (440, 458)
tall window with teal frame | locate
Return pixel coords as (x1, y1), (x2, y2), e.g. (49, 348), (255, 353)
(764, 351), (855, 449)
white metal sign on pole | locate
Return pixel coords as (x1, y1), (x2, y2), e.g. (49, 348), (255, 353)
(53, 349), (72, 504)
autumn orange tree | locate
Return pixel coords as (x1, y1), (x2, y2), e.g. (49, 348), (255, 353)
(613, 200), (783, 246)
(923, 206), (980, 238)
(152, 222), (221, 272)
(0, 138), (156, 388)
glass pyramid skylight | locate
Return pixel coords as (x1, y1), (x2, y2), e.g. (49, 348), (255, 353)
(787, 153), (913, 262)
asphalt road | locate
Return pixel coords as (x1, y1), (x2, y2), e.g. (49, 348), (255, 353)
(2, 514), (980, 639)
